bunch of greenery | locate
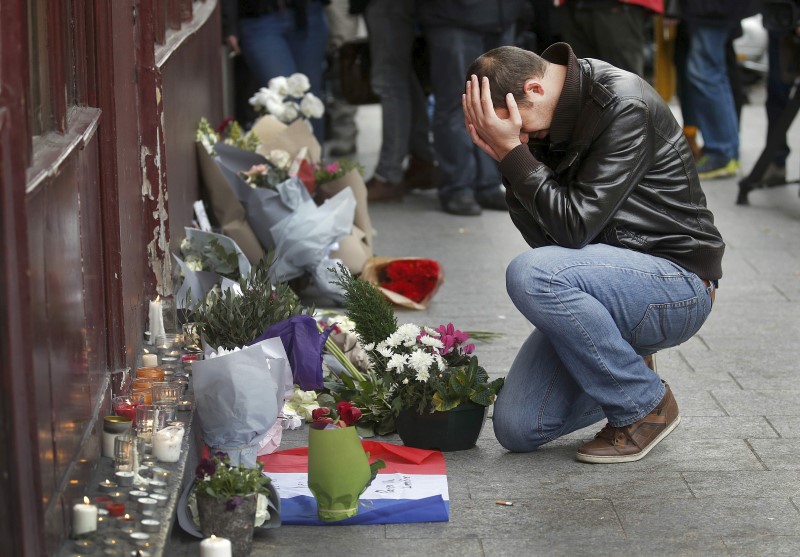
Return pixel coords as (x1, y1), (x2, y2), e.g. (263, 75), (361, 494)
(187, 256), (312, 350)
(179, 236), (241, 281)
(220, 119), (260, 152)
(195, 452), (271, 507)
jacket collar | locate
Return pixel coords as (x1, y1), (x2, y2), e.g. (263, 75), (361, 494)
(541, 42), (582, 148)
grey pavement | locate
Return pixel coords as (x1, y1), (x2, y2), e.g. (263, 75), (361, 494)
(169, 84), (800, 556)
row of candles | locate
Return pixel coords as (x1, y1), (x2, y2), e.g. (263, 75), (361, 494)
(70, 323), (203, 555)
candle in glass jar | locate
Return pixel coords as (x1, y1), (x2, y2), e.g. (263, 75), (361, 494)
(72, 497), (98, 535)
(200, 535), (232, 557)
(152, 425), (184, 462)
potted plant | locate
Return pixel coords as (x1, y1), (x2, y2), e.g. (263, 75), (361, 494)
(194, 452), (274, 557)
(329, 265), (504, 450)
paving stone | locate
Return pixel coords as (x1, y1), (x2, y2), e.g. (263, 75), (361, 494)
(481, 536), (730, 557)
(385, 497), (621, 540)
(683, 470), (800, 498)
(747, 439), (800, 470)
(711, 390), (800, 417)
(722, 535), (800, 557)
(249, 536), (484, 557)
(670, 416), (778, 439)
(614, 498), (800, 539)
(766, 416), (800, 438)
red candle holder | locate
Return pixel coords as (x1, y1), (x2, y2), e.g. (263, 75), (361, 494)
(106, 502), (126, 517)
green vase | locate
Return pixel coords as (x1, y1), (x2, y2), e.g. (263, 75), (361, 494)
(307, 425), (371, 521)
(196, 492), (257, 557)
(396, 402), (488, 451)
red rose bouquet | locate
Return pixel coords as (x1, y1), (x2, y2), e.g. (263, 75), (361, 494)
(360, 257), (444, 310)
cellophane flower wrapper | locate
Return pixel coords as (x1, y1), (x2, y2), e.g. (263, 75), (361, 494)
(251, 114), (322, 164)
(195, 142), (265, 264)
(268, 186), (356, 299)
(214, 154), (298, 251)
(248, 314), (331, 391)
(307, 425), (372, 522)
(314, 169), (373, 274)
(360, 257), (445, 310)
(174, 227), (252, 309)
(193, 338), (292, 467)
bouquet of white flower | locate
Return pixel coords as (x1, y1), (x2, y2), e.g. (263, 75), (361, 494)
(249, 73), (325, 125)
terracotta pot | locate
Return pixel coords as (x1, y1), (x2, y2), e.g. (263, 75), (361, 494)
(196, 492), (257, 557)
(396, 402), (487, 451)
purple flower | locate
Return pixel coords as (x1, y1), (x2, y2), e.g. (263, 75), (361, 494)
(213, 451), (229, 461)
(226, 496), (243, 511)
(195, 458), (216, 479)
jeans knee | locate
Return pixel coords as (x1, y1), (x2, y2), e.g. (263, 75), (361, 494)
(492, 402), (550, 453)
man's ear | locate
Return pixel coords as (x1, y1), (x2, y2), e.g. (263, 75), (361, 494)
(524, 78), (544, 99)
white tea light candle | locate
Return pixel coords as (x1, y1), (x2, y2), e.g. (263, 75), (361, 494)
(152, 425), (184, 462)
(200, 535), (232, 557)
(72, 497), (98, 535)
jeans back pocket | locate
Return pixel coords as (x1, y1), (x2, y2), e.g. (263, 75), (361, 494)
(630, 296), (699, 352)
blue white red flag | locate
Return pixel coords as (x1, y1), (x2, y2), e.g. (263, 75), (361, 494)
(258, 440), (450, 525)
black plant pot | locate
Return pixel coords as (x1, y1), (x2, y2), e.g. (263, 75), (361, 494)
(395, 402), (488, 451)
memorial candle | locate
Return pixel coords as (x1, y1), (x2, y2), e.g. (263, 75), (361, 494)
(148, 297), (165, 346)
(72, 497), (98, 536)
(200, 535), (232, 557)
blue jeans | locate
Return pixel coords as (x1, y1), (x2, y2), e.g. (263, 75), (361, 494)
(493, 244), (714, 452)
(238, 3), (329, 142)
(424, 25), (515, 200)
(365, 0), (433, 184)
(686, 20), (740, 161)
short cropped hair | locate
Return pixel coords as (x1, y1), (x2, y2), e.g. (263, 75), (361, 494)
(466, 46), (548, 109)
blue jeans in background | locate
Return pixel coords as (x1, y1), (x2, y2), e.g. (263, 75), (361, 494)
(424, 25), (515, 201)
(365, 0), (434, 184)
(238, 2), (329, 142)
(493, 244), (714, 452)
(685, 20), (740, 161)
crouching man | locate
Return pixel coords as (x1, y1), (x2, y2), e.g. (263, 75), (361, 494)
(462, 43), (724, 463)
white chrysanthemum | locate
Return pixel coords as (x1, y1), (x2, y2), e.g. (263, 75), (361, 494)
(268, 76), (289, 96)
(415, 367), (430, 382)
(385, 332), (402, 348)
(408, 349), (434, 374)
(419, 335), (444, 349)
(378, 345), (394, 358)
(286, 73), (311, 96)
(269, 149), (292, 170)
(433, 354), (445, 372)
(363, 342), (375, 351)
(396, 323), (421, 346)
(300, 92), (324, 118)
(402, 378), (409, 385)
(386, 353), (408, 373)
(423, 326), (439, 336)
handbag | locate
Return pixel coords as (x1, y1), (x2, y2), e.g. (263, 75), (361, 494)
(338, 38), (380, 105)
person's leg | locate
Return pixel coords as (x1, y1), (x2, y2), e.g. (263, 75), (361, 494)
(766, 29), (792, 175)
(238, 14), (297, 88)
(686, 20), (741, 177)
(325, 0), (360, 155)
(286, 2), (329, 142)
(588, 4), (646, 76)
(558, 4), (597, 61)
(493, 328), (604, 452)
(365, 0), (424, 186)
(505, 244), (713, 427)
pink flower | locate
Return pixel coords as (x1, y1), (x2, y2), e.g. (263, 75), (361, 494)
(325, 162), (340, 174)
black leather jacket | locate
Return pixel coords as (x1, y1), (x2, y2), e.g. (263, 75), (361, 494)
(499, 44), (724, 281)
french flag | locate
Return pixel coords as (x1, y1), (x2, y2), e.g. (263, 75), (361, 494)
(258, 440), (450, 525)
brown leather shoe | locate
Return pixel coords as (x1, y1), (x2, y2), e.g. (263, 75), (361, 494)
(576, 383), (680, 464)
(366, 177), (404, 202)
